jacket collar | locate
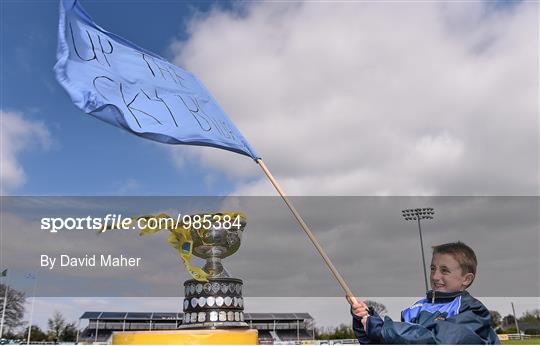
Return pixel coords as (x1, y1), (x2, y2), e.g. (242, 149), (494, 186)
(426, 290), (468, 303)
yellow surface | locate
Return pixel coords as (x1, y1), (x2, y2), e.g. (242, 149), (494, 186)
(112, 329), (258, 345)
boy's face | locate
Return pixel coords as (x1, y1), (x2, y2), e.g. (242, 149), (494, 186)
(430, 253), (474, 293)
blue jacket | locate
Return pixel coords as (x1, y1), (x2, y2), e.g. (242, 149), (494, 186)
(352, 291), (500, 344)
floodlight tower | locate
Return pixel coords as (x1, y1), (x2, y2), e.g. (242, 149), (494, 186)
(402, 208), (435, 292)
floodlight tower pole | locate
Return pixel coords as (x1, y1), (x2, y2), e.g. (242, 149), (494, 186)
(0, 276), (8, 339)
(26, 275), (38, 345)
(511, 302), (522, 340)
(416, 216), (428, 292)
(402, 208), (435, 293)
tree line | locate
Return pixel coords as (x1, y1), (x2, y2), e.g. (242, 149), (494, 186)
(315, 300), (387, 340)
(1, 284), (77, 342)
(2, 284), (539, 341)
(490, 309), (540, 335)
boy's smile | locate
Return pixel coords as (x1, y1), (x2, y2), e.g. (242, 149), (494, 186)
(430, 253), (474, 293)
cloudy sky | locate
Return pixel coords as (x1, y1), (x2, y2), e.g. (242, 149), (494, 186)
(1, 0), (538, 332)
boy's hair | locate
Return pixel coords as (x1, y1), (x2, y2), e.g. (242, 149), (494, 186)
(432, 241), (477, 285)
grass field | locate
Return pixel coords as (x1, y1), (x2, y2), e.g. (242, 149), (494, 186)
(501, 338), (540, 345)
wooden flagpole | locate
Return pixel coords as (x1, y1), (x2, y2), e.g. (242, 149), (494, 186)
(257, 159), (358, 305)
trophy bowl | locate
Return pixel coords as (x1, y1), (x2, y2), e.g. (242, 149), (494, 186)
(190, 215), (246, 278)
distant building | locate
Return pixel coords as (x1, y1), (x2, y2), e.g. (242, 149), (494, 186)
(79, 311), (315, 344)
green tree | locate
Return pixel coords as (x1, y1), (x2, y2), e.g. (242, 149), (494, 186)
(315, 324), (355, 340)
(332, 323), (355, 339)
(62, 322), (78, 342)
(503, 314), (516, 327)
(314, 326), (330, 340)
(489, 310), (502, 329)
(47, 310), (65, 341)
(518, 310), (540, 323)
(46, 311), (78, 342)
(18, 325), (47, 342)
(0, 284), (26, 335)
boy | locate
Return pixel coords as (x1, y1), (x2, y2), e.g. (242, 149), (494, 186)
(349, 241), (500, 344)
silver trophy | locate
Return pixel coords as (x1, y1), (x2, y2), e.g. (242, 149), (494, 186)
(138, 211), (248, 329)
(180, 212), (248, 329)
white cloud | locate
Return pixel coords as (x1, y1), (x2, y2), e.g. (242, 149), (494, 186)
(168, 2), (537, 196)
(0, 110), (51, 194)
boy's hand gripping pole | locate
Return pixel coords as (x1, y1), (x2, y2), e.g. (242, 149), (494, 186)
(257, 159), (358, 305)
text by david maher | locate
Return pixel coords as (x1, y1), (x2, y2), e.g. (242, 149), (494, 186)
(41, 254), (142, 269)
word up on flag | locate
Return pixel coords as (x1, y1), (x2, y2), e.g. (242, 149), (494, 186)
(54, 0), (258, 159)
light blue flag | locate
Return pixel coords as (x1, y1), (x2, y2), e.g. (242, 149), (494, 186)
(54, 0), (259, 160)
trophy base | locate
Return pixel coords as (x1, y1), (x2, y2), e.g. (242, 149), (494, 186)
(112, 329), (258, 344)
(181, 278), (247, 329)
